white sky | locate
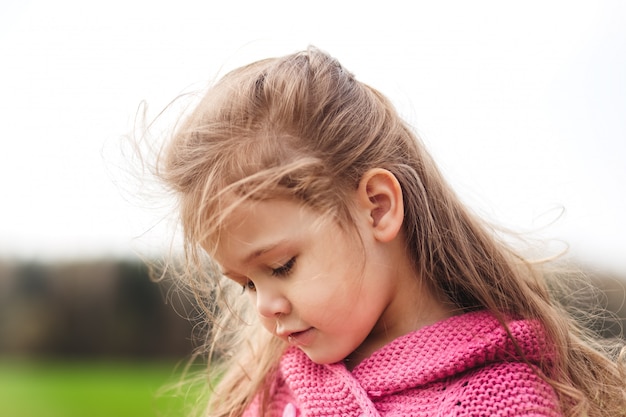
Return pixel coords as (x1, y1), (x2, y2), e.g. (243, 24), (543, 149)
(0, 0), (624, 273)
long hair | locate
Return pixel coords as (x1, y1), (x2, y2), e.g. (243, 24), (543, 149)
(156, 47), (626, 416)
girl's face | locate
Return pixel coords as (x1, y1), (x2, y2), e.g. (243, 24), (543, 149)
(211, 197), (430, 365)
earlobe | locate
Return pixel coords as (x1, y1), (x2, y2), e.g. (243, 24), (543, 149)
(356, 169), (404, 243)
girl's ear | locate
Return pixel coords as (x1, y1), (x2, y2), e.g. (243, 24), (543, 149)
(356, 168), (404, 243)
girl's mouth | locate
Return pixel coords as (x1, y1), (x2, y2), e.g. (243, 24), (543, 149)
(287, 328), (315, 347)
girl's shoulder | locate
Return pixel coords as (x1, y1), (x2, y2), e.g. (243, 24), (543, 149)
(442, 360), (560, 415)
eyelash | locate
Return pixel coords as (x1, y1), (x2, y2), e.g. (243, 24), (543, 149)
(240, 257), (297, 293)
(271, 257), (296, 277)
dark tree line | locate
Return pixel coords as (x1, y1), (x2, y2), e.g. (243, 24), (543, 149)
(0, 259), (624, 359)
(0, 259), (194, 358)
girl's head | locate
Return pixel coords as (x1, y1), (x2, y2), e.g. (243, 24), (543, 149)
(170, 49), (439, 297)
(161, 46), (538, 318)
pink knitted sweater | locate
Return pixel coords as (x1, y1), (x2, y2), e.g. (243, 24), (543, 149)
(243, 311), (562, 416)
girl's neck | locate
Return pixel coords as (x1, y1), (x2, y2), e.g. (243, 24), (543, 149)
(344, 266), (456, 371)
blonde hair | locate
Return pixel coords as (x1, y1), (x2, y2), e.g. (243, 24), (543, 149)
(155, 47), (626, 416)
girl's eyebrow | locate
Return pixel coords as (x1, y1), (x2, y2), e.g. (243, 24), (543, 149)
(221, 240), (288, 276)
(242, 241), (285, 264)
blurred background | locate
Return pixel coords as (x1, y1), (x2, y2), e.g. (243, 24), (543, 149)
(0, 0), (624, 416)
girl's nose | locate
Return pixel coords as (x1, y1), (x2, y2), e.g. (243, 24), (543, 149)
(256, 288), (291, 318)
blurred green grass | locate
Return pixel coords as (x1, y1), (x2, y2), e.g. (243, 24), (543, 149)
(0, 359), (197, 417)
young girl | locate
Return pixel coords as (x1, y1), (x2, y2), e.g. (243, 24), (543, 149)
(154, 47), (625, 416)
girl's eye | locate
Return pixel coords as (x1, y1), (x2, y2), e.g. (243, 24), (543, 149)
(242, 279), (256, 293)
(271, 257), (296, 277)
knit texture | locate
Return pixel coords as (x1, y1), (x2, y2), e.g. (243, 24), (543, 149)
(243, 311), (562, 416)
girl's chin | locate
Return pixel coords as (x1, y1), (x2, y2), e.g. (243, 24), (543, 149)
(299, 347), (351, 366)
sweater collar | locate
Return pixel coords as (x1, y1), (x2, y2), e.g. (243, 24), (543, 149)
(280, 311), (552, 400)
(350, 310), (551, 397)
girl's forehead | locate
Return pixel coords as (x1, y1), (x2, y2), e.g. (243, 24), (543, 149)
(201, 191), (354, 255)
(210, 200), (307, 261)
(207, 198), (295, 246)
(212, 197), (359, 263)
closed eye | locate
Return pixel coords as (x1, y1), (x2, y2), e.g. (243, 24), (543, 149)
(271, 257), (296, 277)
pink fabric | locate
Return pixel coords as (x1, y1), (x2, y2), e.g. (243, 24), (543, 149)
(244, 311), (562, 416)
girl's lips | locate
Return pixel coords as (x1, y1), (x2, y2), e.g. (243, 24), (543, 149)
(287, 328), (315, 347)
